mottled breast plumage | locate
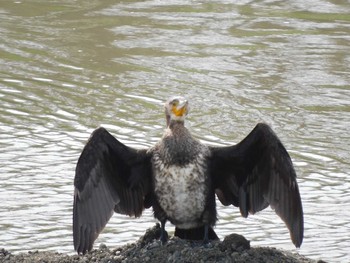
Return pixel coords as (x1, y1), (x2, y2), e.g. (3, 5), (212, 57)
(151, 127), (211, 228)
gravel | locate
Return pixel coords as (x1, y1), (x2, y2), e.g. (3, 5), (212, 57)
(0, 224), (324, 263)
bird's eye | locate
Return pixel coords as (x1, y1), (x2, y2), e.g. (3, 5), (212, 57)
(171, 99), (179, 106)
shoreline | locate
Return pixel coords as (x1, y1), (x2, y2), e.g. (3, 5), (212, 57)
(0, 224), (324, 263)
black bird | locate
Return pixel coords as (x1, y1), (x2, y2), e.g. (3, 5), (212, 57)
(73, 96), (303, 254)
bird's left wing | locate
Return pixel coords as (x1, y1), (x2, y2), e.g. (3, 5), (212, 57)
(209, 123), (303, 247)
(73, 127), (153, 254)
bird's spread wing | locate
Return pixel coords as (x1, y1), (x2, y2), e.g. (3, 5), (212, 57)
(209, 123), (303, 247)
(73, 127), (153, 254)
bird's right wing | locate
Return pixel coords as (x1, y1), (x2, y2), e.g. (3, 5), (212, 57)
(73, 127), (153, 254)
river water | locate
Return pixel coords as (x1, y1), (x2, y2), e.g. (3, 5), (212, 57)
(0, 0), (349, 262)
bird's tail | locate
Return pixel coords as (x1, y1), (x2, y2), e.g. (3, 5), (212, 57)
(174, 226), (219, 241)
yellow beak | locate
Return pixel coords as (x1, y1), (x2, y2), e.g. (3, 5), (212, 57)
(172, 101), (188, 117)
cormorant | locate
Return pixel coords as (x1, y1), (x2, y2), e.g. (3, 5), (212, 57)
(73, 96), (303, 254)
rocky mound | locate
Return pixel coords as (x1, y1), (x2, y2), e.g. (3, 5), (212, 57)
(0, 224), (323, 263)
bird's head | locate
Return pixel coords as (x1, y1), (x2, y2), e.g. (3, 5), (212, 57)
(165, 96), (189, 126)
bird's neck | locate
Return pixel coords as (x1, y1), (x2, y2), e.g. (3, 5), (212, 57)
(164, 120), (190, 141)
(168, 120), (185, 130)
(161, 120), (197, 164)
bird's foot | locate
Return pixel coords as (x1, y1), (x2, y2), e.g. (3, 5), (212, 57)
(202, 237), (211, 248)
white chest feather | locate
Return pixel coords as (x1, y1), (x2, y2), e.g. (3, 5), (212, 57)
(153, 156), (208, 228)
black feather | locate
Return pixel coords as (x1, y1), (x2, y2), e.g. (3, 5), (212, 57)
(210, 123), (303, 247)
(73, 127), (152, 254)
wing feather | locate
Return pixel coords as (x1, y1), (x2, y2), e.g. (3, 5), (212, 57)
(73, 127), (153, 254)
(210, 123), (303, 247)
